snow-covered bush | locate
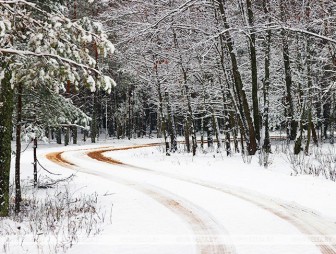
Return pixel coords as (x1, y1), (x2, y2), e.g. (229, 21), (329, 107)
(0, 177), (111, 254)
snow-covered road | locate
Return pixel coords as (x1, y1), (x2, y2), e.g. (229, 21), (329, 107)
(43, 143), (336, 254)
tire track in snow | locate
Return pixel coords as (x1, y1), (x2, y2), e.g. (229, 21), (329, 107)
(46, 150), (235, 254)
(87, 144), (336, 254)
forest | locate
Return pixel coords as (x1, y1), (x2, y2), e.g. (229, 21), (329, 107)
(1, 0), (336, 216)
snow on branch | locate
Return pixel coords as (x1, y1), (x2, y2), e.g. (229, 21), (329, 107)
(0, 0), (33, 3)
(0, 48), (102, 75)
(281, 26), (336, 44)
(149, 0), (197, 29)
(0, 0), (108, 44)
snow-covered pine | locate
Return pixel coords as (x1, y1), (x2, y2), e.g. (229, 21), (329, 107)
(0, 0), (116, 217)
(0, 0), (116, 93)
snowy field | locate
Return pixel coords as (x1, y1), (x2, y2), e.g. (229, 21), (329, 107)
(1, 138), (336, 254)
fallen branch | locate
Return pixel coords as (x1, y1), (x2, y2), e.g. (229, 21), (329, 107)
(38, 174), (75, 188)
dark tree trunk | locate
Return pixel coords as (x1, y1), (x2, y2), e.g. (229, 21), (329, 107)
(72, 126), (77, 144)
(294, 106), (304, 155)
(311, 122), (318, 146)
(64, 127), (69, 146)
(221, 85), (231, 156)
(230, 112), (239, 153)
(33, 137), (38, 188)
(0, 65), (14, 217)
(305, 109), (312, 155)
(156, 73), (170, 155)
(262, 0), (271, 153)
(165, 92), (177, 152)
(280, 1), (297, 141)
(211, 110), (221, 150)
(182, 76), (197, 156)
(91, 92), (97, 143)
(246, 0), (260, 143)
(127, 87), (132, 140)
(15, 83), (23, 214)
(184, 119), (191, 152)
(200, 117), (205, 150)
(217, 0), (257, 155)
(56, 127), (62, 144)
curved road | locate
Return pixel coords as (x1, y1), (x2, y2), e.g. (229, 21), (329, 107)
(45, 144), (336, 254)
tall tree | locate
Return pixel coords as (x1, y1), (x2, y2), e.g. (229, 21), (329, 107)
(0, 0), (116, 216)
(0, 63), (14, 217)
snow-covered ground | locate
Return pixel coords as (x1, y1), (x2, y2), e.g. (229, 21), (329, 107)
(2, 138), (336, 254)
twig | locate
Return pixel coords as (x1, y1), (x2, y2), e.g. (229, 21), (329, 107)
(21, 139), (33, 153)
(36, 159), (62, 176)
(38, 174), (74, 188)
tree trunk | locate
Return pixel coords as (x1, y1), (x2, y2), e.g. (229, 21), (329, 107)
(64, 127), (69, 146)
(330, 95), (336, 144)
(156, 78), (170, 155)
(72, 126), (77, 144)
(184, 119), (191, 152)
(212, 109), (221, 150)
(56, 127), (62, 144)
(230, 112), (239, 153)
(262, 0), (271, 153)
(201, 117), (205, 150)
(217, 0), (257, 155)
(280, 1), (297, 141)
(311, 121), (318, 146)
(165, 92), (177, 152)
(305, 109), (312, 155)
(183, 76), (197, 156)
(294, 106), (304, 155)
(246, 0), (260, 143)
(15, 83), (23, 214)
(0, 65), (14, 217)
(33, 137), (38, 188)
(91, 92), (97, 143)
(220, 85), (231, 156)
(127, 87), (132, 140)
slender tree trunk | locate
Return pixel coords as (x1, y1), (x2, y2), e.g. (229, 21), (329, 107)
(217, 0), (257, 155)
(294, 106), (305, 154)
(262, 0), (271, 153)
(212, 109), (221, 150)
(330, 95), (336, 144)
(182, 73), (197, 156)
(91, 92), (97, 143)
(238, 119), (246, 155)
(172, 27), (197, 155)
(165, 92), (177, 152)
(0, 65), (14, 217)
(201, 117), (205, 149)
(184, 119), (191, 152)
(15, 83), (23, 214)
(72, 126), (77, 144)
(56, 127), (62, 144)
(311, 122), (318, 146)
(246, 0), (260, 143)
(201, 79), (207, 150)
(127, 87), (132, 140)
(220, 83), (231, 156)
(305, 30), (313, 154)
(280, 1), (297, 141)
(156, 77), (170, 155)
(187, 91), (197, 156)
(207, 120), (214, 149)
(33, 137), (38, 188)
(305, 109), (312, 154)
(64, 127), (69, 146)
